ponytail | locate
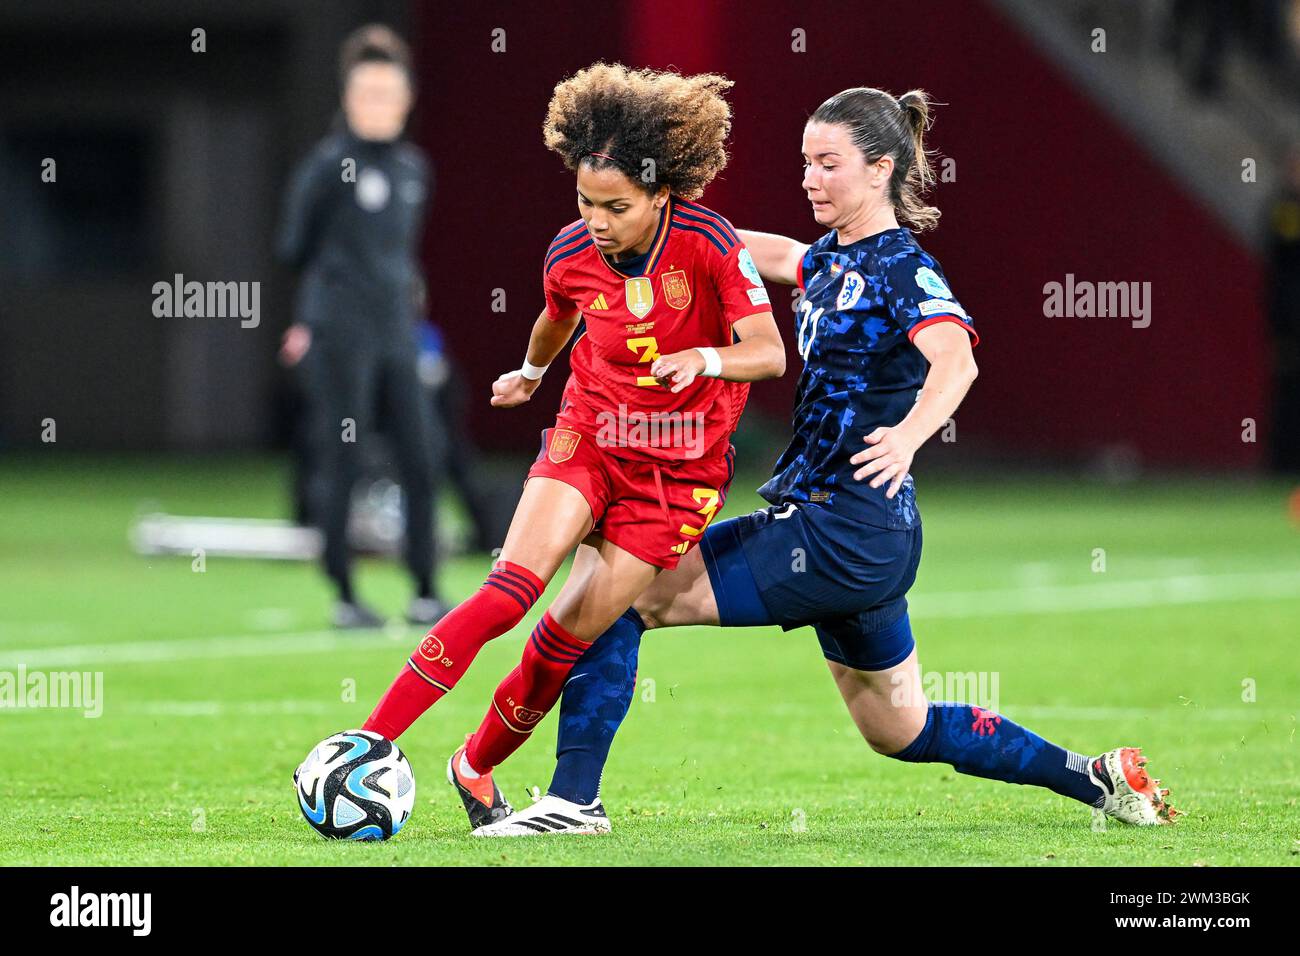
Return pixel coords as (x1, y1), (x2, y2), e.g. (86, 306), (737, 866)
(810, 86), (941, 232)
(894, 89), (940, 231)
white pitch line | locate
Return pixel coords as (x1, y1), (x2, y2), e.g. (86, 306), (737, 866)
(0, 630), (404, 669)
(124, 699), (340, 717)
(0, 699), (344, 718)
(1011, 705), (1293, 723)
(5, 698), (1287, 723)
(0, 569), (1297, 669)
(911, 569), (1300, 619)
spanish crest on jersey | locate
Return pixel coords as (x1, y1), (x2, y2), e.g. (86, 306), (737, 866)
(662, 270), (691, 309)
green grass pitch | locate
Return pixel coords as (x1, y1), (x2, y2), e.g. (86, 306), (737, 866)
(1, 455), (1297, 866)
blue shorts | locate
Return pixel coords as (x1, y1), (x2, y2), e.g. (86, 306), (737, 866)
(698, 502), (922, 671)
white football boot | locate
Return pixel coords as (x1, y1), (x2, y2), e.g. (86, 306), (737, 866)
(471, 793), (612, 837)
(1088, 747), (1178, 825)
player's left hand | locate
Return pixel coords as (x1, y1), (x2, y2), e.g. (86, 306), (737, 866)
(651, 350), (706, 394)
(850, 426), (918, 499)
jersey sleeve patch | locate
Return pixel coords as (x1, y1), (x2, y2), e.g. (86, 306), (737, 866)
(883, 251), (977, 345)
(918, 297), (967, 319)
(913, 266), (953, 299)
(713, 239), (775, 326)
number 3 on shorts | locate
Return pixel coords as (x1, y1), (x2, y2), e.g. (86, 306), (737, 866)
(678, 487), (721, 537)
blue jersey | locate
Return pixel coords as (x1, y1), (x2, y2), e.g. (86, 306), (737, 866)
(758, 227), (978, 530)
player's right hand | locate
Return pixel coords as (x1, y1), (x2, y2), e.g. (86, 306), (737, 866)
(491, 369), (540, 408)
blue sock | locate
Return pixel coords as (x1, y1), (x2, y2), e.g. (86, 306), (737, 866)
(891, 703), (1104, 807)
(547, 608), (644, 805)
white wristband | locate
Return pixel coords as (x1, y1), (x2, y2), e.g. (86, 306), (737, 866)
(520, 360), (549, 381)
(695, 347), (722, 378)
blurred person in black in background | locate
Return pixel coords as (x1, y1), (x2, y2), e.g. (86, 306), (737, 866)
(415, 322), (509, 554)
(1266, 147), (1300, 473)
(1163, 0), (1231, 97)
(277, 24), (446, 628)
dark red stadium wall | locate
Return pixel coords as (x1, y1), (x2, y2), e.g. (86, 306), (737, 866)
(412, 0), (1266, 468)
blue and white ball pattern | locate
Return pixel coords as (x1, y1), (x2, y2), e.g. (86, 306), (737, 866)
(295, 729), (415, 841)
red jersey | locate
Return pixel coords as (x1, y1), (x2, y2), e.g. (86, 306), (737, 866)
(542, 197), (771, 463)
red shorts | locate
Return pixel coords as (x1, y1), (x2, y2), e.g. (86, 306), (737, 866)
(527, 426), (736, 570)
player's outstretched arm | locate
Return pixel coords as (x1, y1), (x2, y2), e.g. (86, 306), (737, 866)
(650, 310), (785, 394)
(491, 307), (580, 407)
(736, 229), (810, 286)
(850, 322), (978, 497)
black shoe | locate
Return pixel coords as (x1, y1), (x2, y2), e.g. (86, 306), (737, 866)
(332, 601), (386, 630)
(406, 596), (449, 626)
(446, 739), (513, 831)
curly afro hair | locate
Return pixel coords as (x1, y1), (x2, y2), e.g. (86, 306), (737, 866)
(543, 62), (733, 200)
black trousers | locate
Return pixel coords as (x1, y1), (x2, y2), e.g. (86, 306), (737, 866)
(1273, 371), (1300, 473)
(432, 363), (502, 552)
(298, 328), (438, 596)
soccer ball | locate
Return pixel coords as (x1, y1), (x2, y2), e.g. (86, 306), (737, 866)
(294, 729), (415, 840)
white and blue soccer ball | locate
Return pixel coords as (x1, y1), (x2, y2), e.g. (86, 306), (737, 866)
(294, 729), (415, 841)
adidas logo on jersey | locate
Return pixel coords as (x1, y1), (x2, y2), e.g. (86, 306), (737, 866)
(670, 542), (690, 555)
(587, 293), (609, 311)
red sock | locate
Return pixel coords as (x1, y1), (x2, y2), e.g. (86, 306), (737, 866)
(466, 611), (591, 772)
(363, 561), (544, 740)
